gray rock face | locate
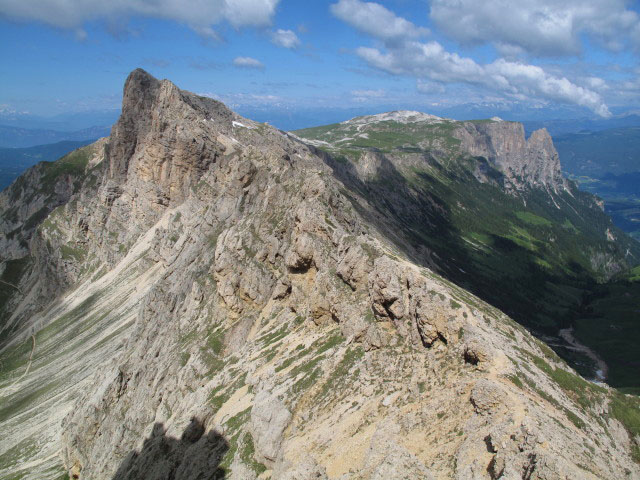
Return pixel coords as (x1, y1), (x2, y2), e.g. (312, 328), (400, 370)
(470, 379), (507, 415)
(369, 256), (461, 347)
(358, 422), (435, 480)
(455, 120), (568, 193)
(274, 458), (328, 480)
(249, 390), (292, 466)
(0, 70), (638, 480)
(0, 139), (107, 264)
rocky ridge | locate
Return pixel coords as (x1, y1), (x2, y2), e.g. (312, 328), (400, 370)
(294, 110), (638, 336)
(0, 70), (638, 479)
(0, 139), (106, 262)
(298, 112), (568, 193)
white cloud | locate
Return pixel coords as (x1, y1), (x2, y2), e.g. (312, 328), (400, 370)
(330, 0), (428, 42)
(430, 0), (640, 57)
(357, 41), (611, 117)
(191, 25), (221, 41)
(351, 88), (385, 102)
(332, 0), (611, 117)
(270, 29), (300, 48)
(233, 56), (265, 69)
(584, 77), (609, 91)
(416, 80), (445, 94)
(0, 0), (279, 38)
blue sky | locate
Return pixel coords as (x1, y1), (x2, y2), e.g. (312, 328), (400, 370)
(1, 0), (640, 128)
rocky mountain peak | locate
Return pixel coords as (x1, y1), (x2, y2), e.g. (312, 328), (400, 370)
(121, 68), (161, 115)
(108, 68), (234, 182)
(1, 70), (638, 480)
(527, 126), (554, 151)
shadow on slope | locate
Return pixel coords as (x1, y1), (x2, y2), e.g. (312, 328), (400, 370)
(315, 146), (639, 385)
(110, 418), (228, 480)
(318, 148), (570, 332)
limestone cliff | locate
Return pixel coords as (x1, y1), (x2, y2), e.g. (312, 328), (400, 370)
(455, 120), (568, 193)
(0, 70), (638, 480)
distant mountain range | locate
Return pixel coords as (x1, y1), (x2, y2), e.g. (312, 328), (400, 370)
(0, 139), (97, 190)
(0, 109), (119, 132)
(235, 105), (640, 134)
(0, 123), (110, 191)
(2, 103), (639, 142)
(0, 124), (110, 149)
(554, 126), (640, 176)
(523, 115), (640, 136)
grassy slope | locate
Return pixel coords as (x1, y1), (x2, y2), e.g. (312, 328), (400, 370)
(1, 143), (98, 325)
(5, 143), (94, 209)
(0, 140), (96, 192)
(295, 119), (640, 389)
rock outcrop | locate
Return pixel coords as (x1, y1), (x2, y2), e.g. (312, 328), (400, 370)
(0, 70), (638, 480)
(295, 108), (638, 339)
(0, 139), (106, 263)
(455, 119), (568, 193)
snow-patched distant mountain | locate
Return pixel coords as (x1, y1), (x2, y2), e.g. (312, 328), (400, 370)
(343, 110), (447, 125)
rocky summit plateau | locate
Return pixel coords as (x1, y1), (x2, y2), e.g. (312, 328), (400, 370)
(0, 69), (639, 480)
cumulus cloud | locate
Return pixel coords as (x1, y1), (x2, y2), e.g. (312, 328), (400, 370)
(233, 56), (265, 69)
(270, 29), (300, 49)
(0, 0), (279, 37)
(332, 0), (611, 117)
(416, 80), (445, 94)
(583, 76), (609, 91)
(430, 0), (640, 57)
(330, 0), (428, 42)
(357, 42), (611, 117)
(351, 88), (385, 102)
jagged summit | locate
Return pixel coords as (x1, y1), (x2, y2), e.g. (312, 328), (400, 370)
(0, 70), (639, 479)
(123, 68), (160, 98)
(343, 110), (446, 125)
